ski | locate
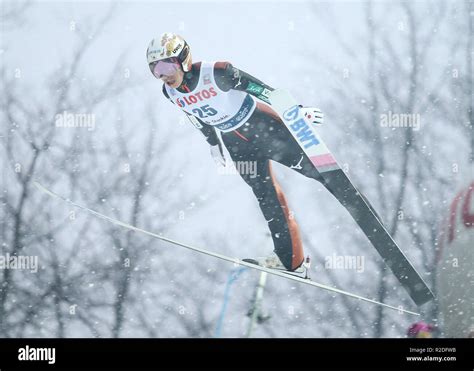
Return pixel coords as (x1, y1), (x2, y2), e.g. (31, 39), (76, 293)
(34, 181), (419, 316)
(269, 89), (434, 306)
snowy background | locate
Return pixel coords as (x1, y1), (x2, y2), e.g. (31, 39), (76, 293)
(1, 0), (472, 338)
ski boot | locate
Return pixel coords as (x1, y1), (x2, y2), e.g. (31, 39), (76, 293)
(243, 252), (311, 279)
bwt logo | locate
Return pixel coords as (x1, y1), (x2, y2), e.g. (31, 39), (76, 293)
(176, 87), (217, 107)
(172, 43), (182, 53)
(283, 105), (320, 149)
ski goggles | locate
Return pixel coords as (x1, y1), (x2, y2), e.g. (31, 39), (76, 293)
(149, 57), (181, 78)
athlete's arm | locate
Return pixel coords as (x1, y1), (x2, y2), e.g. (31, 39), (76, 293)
(162, 85), (220, 146)
(214, 62), (324, 125)
(213, 62), (274, 104)
(186, 113), (220, 146)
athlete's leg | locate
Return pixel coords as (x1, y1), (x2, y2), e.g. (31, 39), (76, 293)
(252, 109), (383, 222)
(221, 129), (304, 271)
(239, 106), (327, 183)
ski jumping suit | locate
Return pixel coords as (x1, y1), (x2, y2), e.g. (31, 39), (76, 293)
(162, 61), (327, 271)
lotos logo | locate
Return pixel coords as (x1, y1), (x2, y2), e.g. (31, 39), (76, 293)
(176, 87), (218, 107)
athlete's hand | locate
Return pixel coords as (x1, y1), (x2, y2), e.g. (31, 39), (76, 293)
(210, 143), (226, 167)
(299, 106), (324, 126)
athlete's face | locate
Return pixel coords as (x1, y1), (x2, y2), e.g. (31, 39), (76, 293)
(150, 58), (184, 88)
(160, 68), (184, 89)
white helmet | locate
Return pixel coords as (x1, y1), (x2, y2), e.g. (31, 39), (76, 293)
(146, 32), (192, 76)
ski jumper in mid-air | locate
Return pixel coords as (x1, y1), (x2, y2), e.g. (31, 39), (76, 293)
(147, 33), (329, 272)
